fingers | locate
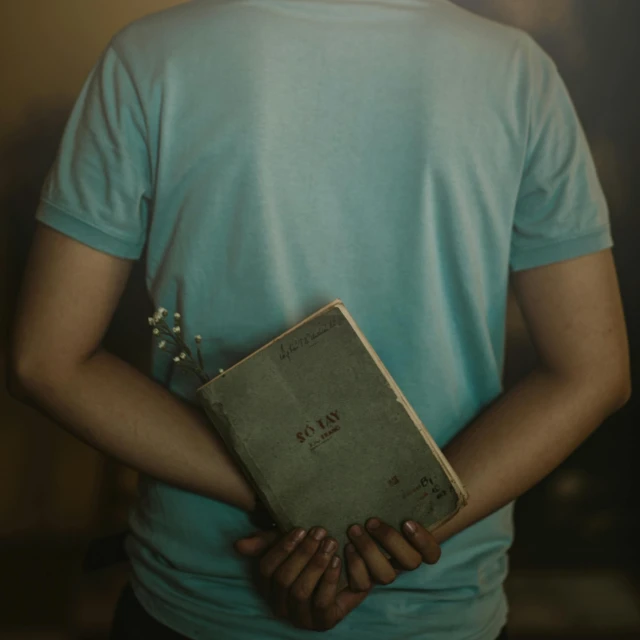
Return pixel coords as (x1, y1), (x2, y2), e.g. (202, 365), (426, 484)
(289, 536), (338, 629)
(314, 559), (370, 632)
(258, 528), (307, 579)
(400, 520), (442, 565)
(312, 555), (344, 630)
(234, 530), (281, 557)
(346, 519), (442, 585)
(270, 527), (328, 618)
(274, 527), (328, 588)
(345, 543), (371, 592)
(248, 526), (374, 631)
(364, 518), (423, 571)
(253, 528), (306, 614)
(347, 525), (396, 586)
(313, 555), (341, 611)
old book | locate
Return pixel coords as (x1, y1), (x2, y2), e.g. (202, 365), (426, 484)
(197, 300), (468, 586)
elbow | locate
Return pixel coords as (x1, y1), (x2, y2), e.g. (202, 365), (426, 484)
(551, 358), (631, 415)
(10, 354), (46, 399)
(607, 351), (632, 411)
(612, 372), (632, 411)
(591, 363), (632, 414)
(10, 349), (59, 400)
(11, 343), (90, 401)
(11, 339), (92, 400)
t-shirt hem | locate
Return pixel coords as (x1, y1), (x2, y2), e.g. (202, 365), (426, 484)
(35, 199), (145, 260)
(130, 574), (509, 640)
(510, 227), (613, 272)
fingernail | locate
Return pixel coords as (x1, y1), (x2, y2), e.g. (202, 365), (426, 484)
(331, 556), (341, 569)
(366, 518), (380, 530)
(293, 528), (306, 542)
(404, 521), (417, 535)
(349, 525), (363, 537)
(311, 527), (327, 541)
(321, 538), (337, 555)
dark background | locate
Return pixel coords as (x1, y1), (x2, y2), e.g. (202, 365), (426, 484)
(1, 1), (638, 637)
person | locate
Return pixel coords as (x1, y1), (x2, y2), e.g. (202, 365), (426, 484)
(11, 0), (630, 638)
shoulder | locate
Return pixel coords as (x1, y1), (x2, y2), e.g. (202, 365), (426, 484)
(436, 2), (529, 54)
(107, 0), (241, 75)
(432, 1), (557, 87)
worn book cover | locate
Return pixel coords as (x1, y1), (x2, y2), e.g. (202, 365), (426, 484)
(197, 300), (468, 587)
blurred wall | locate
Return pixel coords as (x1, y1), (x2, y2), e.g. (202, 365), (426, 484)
(1, 0), (638, 632)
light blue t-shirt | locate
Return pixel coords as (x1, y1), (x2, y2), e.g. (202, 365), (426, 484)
(37, 0), (612, 638)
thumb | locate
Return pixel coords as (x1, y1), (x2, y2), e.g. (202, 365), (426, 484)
(234, 530), (280, 557)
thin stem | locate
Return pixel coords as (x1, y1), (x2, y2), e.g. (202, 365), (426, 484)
(156, 321), (193, 357)
(197, 344), (205, 371)
(151, 313), (210, 384)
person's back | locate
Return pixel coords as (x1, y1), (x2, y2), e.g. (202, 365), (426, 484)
(33, 0), (614, 638)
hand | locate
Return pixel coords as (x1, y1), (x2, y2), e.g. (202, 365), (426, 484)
(345, 518), (441, 590)
(235, 527), (370, 631)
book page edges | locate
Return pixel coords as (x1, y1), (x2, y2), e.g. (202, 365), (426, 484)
(335, 303), (470, 510)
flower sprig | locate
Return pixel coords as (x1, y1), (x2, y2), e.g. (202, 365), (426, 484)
(148, 307), (211, 385)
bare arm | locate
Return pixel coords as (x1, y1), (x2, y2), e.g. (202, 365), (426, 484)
(11, 225), (257, 511)
(434, 250), (631, 543)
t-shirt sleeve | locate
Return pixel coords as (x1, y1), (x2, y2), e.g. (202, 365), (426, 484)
(510, 38), (612, 272)
(36, 43), (151, 260)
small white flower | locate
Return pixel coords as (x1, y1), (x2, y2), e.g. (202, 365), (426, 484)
(148, 317), (156, 326)
(174, 312), (181, 321)
(195, 335), (202, 344)
(172, 326), (181, 334)
(219, 368), (224, 374)
(158, 340), (167, 350)
(162, 309), (169, 317)
(152, 328), (160, 336)
(173, 356), (181, 363)
(180, 352), (187, 360)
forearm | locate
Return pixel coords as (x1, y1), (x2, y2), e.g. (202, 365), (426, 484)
(20, 348), (257, 511)
(434, 366), (629, 544)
